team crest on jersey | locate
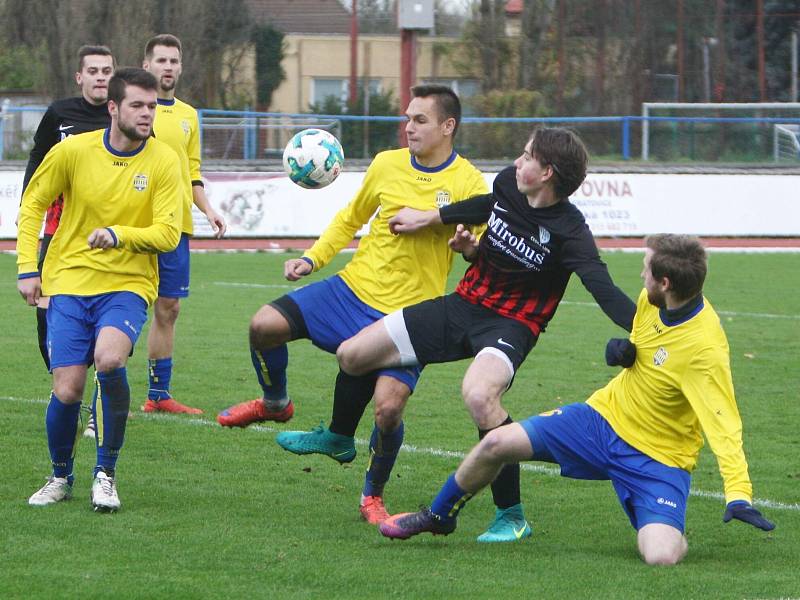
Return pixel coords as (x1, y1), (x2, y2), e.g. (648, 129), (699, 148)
(653, 346), (669, 366)
(530, 225), (551, 245)
(133, 173), (149, 192)
(181, 120), (190, 137)
(435, 190), (451, 208)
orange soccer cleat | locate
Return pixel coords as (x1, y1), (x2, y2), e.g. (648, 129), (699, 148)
(142, 398), (204, 415)
(217, 399), (294, 428)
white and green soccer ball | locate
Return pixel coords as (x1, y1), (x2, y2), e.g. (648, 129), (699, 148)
(282, 128), (345, 189)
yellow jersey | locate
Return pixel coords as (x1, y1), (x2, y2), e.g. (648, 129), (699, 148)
(17, 128), (182, 305)
(588, 289), (753, 504)
(305, 148), (488, 314)
(153, 97), (200, 235)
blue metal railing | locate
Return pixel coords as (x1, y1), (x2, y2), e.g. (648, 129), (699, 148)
(4, 104), (800, 161)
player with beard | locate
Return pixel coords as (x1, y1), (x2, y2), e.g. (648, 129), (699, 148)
(22, 45), (115, 372)
(337, 127), (636, 541)
(140, 34), (227, 415)
(17, 68), (182, 512)
(376, 235), (775, 566)
(217, 85), (488, 526)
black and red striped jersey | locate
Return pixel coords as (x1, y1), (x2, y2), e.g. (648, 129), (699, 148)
(441, 166), (635, 336)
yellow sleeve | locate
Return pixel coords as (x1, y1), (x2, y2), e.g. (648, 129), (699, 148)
(681, 345), (753, 504)
(304, 161), (381, 270)
(16, 144), (70, 274)
(111, 154), (182, 254)
(188, 110), (202, 183)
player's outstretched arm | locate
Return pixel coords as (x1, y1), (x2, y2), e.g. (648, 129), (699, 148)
(723, 500), (775, 531)
(448, 224), (478, 260)
(284, 257), (313, 281)
(389, 207), (441, 234)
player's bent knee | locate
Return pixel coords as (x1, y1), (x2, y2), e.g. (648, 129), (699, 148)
(336, 340), (368, 376)
(53, 383), (84, 404)
(94, 351), (126, 373)
(477, 429), (516, 463)
(462, 388), (500, 424)
(249, 305), (290, 348)
(374, 376), (410, 426)
(154, 297), (180, 324)
(638, 524), (687, 566)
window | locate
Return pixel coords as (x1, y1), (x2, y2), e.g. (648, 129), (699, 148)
(421, 79), (481, 115)
(311, 78), (383, 110)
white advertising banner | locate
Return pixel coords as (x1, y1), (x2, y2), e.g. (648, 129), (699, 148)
(0, 171), (23, 239)
(2, 169), (798, 239)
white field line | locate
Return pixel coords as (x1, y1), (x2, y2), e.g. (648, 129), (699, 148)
(3, 395), (797, 513)
(211, 282), (800, 321)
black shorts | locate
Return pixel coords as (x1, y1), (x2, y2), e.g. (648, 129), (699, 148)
(403, 293), (537, 372)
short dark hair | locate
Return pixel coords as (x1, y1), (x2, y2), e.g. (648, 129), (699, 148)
(645, 234), (707, 301)
(108, 67), (158, 104)
(411, 84), (462, 137)
(527, 127), (588, 198)
(77, 45), (114, 71)
(145, 34), (183, 59)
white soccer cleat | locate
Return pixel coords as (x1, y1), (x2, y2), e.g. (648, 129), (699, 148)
(28, 476), (72, 506)
(91, 471), (120, 512)
(83, 413), (96, 439)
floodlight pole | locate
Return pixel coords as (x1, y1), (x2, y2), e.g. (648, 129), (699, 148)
(399, 28), (416, 146)
(792, 30), (798, 102)
(349, 0), (359, 108)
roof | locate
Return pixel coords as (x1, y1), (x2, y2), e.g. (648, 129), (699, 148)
(505, 0), (522, 15)
(247, 0), (352, 34)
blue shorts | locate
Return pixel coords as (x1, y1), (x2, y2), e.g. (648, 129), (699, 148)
(287, 275), (421, 391)
(520, 402), (691, 532)
(158, 233), (190, 298)
(47, 292), (148, 370)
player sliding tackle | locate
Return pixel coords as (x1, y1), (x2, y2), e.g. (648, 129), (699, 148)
(372, 235), (775, 565)
(337, 127), (637, 542)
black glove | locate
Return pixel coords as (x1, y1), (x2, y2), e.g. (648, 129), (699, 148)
(723, 500), (775, 531)
(605, 338), (636, 368)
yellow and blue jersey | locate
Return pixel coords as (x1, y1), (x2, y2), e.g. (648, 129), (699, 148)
(17, 128), (182, 305)
(304, 148), (488, 314)
(587, 289), (753, 504)
(153, 97), (200, 235)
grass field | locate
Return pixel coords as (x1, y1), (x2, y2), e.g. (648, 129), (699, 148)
(1, 250), (798, 599)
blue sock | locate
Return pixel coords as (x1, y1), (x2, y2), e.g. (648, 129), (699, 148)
(94, 368), (131, 475)
(362, 422), (404, 498)
(45, 393), (81, 484)
(250, 344), (288, 401)
(148, 357), (172, 400)
(431, 473), (473, 521)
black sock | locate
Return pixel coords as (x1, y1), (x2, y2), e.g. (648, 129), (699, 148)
(36, 307), (50, 370)
(479, 415), (520, 510)
(329, 370), (376, 437)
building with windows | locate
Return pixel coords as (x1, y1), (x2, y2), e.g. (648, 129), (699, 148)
(244, 0), (479, 114)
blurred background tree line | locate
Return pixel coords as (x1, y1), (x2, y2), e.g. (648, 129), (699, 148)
(0, 0), (798, 118)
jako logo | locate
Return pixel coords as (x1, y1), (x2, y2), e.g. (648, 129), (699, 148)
(657, 497), (677, 508)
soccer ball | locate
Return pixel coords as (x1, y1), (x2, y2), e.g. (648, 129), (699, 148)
(282, 129), (345, 189)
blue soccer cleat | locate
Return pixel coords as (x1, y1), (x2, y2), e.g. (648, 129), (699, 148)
(276, 422), (356, 464)
(477, 504), (532, 543)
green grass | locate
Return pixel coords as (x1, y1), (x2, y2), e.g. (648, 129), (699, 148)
(1, 251), (798, 599)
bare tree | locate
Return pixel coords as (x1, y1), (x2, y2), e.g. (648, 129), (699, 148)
(518, 0), (556, 90)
